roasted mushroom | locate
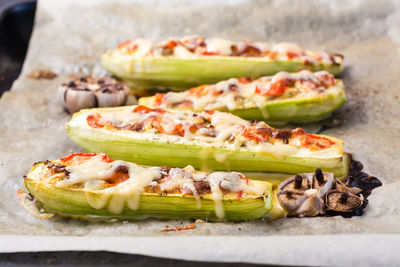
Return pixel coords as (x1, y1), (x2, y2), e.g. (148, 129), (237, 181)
(326, 190), (363, 212)
(277, 169), (334, 217)
(58, 76), (132, 114)
(277, 168), (365, 217)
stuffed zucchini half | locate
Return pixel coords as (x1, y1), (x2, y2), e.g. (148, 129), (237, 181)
(66, 106), (348, 177)
(21, 153), (272, 221)
(139, 70), (346, 124)
(102, 36), (343, 94)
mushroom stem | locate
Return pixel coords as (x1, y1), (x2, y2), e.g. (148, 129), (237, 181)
(294, 175), (303, 189)
(315, 168), (324, 185)
(338, 192), (349, 204)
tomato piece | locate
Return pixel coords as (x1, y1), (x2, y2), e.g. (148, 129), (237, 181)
(286, 51), (299, 59)
(132, 106), (166, 114)
(201, 51), (220, 56)
(172, 123), (185, 137)
(235, 190), (243, 200)
(154, 93), (165, 106)
(302, 134), (335, 149)
(188, 85), (210, 97)
(203, 110), (215, 115)
(148, 116), (185, 137)
(256, 79), (291, 97)
(60, 153), (114, 163)
(117, 40), (132, 49)
(238, 77), (252, 84)
(117, 41), (138, 54)
(87, 113), (105, 128)
(316, 72), (335, 87)
(163, 40), (178, 50)
(239, 126), (271, 143)
(240, 176), (250, 185)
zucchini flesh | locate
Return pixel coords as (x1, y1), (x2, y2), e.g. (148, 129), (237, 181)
(139, 71), (346, 124)
(102, 37), (343, 93)
(66, 106), (348, 177)
(23, 157), (273, 221)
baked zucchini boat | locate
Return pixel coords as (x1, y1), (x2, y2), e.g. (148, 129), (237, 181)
(18, 155), (381, 221)
(102, 36), (343, 94)
(21, 153), (272, 221)
(139, 70), (346, 124)
(66, 106), (348, 176)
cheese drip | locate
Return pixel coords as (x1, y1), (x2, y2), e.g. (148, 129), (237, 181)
(207, 172), (247, 219)
(160, 166), (202, 209)
(50, 155), (269, 218)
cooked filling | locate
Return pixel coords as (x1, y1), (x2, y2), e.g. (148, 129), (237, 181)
(85, 106), (336, 151)
(114, 36), (343, 66)
(35, 153), (267, 218)
(149, 70), (339, 111)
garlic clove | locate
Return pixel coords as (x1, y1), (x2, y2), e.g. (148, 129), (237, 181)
(64, 88), (97, 114)
(58, 76), (131, 114)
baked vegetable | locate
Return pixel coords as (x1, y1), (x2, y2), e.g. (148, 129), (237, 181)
(21, 153), (273, 221)
(102, 36), (343, 94)
(139, 70), (346, 124)
(66, 106), (348, 177)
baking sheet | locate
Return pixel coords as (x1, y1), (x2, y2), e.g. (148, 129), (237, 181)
(1, 0), (400, 265)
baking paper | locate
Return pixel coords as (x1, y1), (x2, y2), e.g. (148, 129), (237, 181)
(0, 0), (400, 265)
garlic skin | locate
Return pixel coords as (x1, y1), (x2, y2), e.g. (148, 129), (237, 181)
(58, 76), (132, 114)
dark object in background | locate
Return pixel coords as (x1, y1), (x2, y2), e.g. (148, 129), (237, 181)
(0, 0), (36, 97)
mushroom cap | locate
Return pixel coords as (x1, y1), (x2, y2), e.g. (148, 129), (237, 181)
(326, 189), (363, 212)
(277, 190), (308, 212)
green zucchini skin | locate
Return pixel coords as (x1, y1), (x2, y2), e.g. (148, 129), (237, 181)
(101, 54), (343, 93)
(24, 163), (273, 221)
(139, 81), (346, 125)
(66, 109), (348, 177)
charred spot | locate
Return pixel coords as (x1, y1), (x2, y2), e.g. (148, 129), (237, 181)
(27, 193), (35, 201)
(161, 47), (174, 56)
(345, 154), (383, 198)
(97, 79), (105, 84)
(194, 181), (211, 194)
(205, 128), (217, 138)
(160, 166), (171, 177)
(273, 129), (292, 143)
(83, 88), (90, 91)
(231, 43), (262, 57)
(102, 88), (112, 93)
(105, 165), (130, 186)
(255, 127), (273, 137)
(228, 83), (238, 91)
(124, 122), (144, 132)
(79, 77), (88, 82)
(114, 165), (129, 175)
(67, 81), (76, 87)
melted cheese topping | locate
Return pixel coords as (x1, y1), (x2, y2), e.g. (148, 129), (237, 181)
(37, 155), (268, 218)
(150, 70), (341, 111)
(71, 106), (343, 159)
(112, 36), (342, 66)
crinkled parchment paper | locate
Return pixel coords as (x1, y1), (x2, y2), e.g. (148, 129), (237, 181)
(1, 0), (400, 265)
